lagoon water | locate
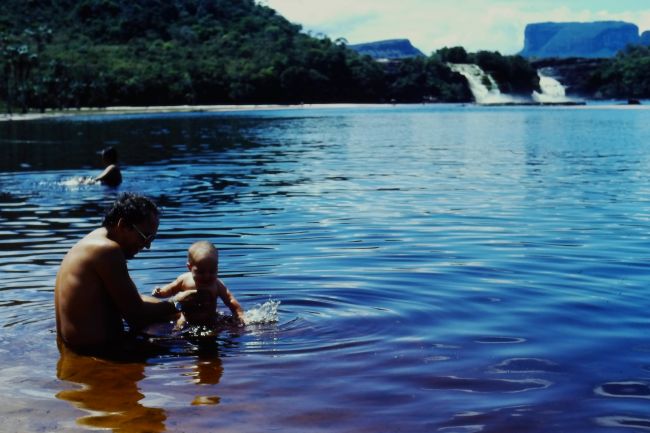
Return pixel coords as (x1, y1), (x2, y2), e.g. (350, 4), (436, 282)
(2, 104), (650, 432)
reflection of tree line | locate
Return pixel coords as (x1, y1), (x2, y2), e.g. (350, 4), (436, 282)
(56, 342), (223, 433)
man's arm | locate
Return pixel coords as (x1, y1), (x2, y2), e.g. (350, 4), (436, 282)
(94, 245), (176, 330)
(216, 278), (245, 324)
(140, 294), (180, 321)
(96, 165), (117, 182)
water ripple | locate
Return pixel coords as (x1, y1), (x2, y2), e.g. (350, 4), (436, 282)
(3, 106), (650, 432)
(416, 375), (552, 394)
(596, 416), (650, 431)
(595, 382), (650, 399)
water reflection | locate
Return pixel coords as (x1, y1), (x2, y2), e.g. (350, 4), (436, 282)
(56, 343), (168, 433)
(55, 337), (226, 431)
(190, 352), (224, 406)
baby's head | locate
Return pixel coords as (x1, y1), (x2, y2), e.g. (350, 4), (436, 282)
(187, 241), (218, 286)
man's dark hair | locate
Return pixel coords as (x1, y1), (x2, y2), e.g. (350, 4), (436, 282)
(102, 146), (118, 164)
(102, 193), (159, 228)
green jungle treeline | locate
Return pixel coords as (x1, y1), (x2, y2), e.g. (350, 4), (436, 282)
(587, 45), (650, 98)
(1, 0), (648, 113)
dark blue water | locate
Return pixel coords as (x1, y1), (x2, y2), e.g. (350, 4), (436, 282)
(2, 104), (650, 432)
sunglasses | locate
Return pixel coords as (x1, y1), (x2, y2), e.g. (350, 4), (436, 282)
(132, 224), (156, 243)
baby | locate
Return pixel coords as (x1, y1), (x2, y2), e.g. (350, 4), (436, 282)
(152, 241), (245, 328)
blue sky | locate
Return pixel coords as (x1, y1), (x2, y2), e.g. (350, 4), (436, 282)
(260, 0), (650, 55)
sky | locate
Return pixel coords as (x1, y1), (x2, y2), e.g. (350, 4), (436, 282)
(260, 0), (650, 55)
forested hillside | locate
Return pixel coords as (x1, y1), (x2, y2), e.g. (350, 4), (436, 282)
(587, 45), (650, 98)
(3, 0), (647, 112)
(0, 0), (392, 110)
(0, 0), (544, 111)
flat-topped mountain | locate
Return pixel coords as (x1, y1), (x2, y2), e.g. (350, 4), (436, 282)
(521, 21), (643, 58)
(349, 39), (425, 59)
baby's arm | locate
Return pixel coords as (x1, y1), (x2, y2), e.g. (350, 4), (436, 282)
(217, 278), (245, 324)
(151, 274), (186, 298)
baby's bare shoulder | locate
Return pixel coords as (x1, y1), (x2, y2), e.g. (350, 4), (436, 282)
(178, 272), (197, 290)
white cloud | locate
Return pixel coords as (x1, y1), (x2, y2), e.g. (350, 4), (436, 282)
(261, 0), (650, 55)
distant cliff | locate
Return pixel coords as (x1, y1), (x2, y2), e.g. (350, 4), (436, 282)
(521, 21), (642, 58)
(349, 39), (425, 59)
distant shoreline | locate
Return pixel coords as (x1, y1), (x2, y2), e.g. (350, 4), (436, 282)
(0, 103), (388, 122)
(0, 100), (646, 122)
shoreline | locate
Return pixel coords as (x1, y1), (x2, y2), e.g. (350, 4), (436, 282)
(0, 103), (389, 122)
(0, 100), (646, 122)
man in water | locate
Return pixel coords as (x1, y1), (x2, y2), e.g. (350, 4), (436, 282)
(96, 146), (122, 187)
(55, 193), (179, 355)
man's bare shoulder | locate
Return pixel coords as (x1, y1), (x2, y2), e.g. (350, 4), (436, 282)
(65, 228), (123, 264)
(55, 228), (126, 302)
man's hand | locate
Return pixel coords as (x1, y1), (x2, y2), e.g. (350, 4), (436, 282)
(173, 290), (200, 311)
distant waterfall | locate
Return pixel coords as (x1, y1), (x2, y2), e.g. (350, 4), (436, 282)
(447, 63), (522, 104)
(532, 70), (571, 103)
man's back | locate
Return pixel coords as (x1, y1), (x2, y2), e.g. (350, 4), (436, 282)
(55, 228), (125, 349)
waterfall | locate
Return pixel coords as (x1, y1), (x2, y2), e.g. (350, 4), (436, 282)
(447, 63), (522, 104)
(532, 70), (572, 103)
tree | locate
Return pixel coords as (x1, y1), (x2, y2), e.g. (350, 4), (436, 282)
(436, 46), (469, 63)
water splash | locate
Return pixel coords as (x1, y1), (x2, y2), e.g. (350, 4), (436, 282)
(183, 299), (282, 336)
(244, 299), (280, 325)
(58, 176), (98, 187)
(448, 63), (523, 104)
(144, 299), (281, 340)
(532, 70), (572, 103)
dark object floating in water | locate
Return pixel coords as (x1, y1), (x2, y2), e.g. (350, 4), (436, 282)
(627, 98), (641, 105)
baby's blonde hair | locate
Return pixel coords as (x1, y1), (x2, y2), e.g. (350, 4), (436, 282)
(187, 240), (218, 264)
